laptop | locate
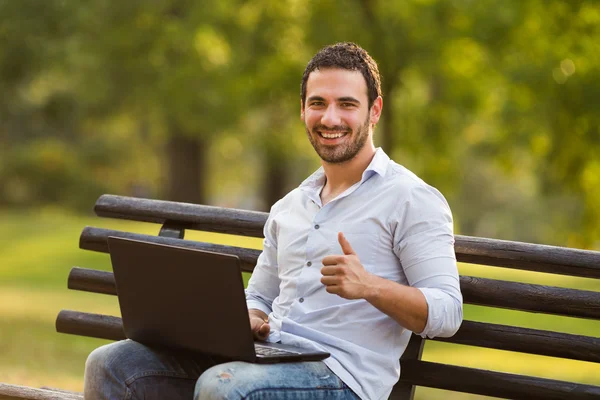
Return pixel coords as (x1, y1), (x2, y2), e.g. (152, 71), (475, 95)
(107, 236), (330, 364)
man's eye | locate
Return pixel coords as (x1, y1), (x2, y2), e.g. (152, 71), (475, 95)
(341, 103), (355, 107)
(311, 102), (324, 106)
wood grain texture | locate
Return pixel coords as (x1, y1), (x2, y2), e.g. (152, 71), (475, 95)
(73, 226), (600, 319)
(67, 268), (116, 295)
(55, 308), (600, 364)
(0, 384), (82, 400)
(79, 227), (260, 273)
(94, 194), (267, 237)
(68, 264), (600, 320)
(55, 310), (125, 341)
(399, 360), (600, 400)
(454, 235), (600, 278)
(433, 320), (600, 362)
(460, 275), (600, 319)
(92, 194), (600, 278)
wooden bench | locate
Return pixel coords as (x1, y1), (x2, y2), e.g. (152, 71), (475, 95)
(4, 194), (600, 399)
(0, 384), (83, 400)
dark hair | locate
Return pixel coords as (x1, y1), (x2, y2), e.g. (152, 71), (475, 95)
(301, 42), (382, 109)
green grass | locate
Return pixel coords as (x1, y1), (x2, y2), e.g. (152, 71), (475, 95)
(0, 208), (598, 399)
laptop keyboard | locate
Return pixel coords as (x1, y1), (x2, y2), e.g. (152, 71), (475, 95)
(254, 343), (299, 356)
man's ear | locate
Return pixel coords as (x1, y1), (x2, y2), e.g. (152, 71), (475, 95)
(300, 99), (305, 120)
(370, 96), (383, 125)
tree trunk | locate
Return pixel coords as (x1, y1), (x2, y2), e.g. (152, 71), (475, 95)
(166, 130), (206, 204)
(262, 146), (287, 211)
(380, 81), (395, 153)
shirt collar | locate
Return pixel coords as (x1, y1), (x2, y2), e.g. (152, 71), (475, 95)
(299, 147), (390, 194)
(367, 147), (390, 177)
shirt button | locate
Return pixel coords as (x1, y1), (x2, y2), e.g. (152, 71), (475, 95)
(306, 261), (312, 267)
(314, 224), (320, 229)
(299, 298), (304, 303)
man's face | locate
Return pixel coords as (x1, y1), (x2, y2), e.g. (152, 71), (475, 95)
(301, 68), (379, 164)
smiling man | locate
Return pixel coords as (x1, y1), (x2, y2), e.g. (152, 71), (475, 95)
(84, 42), (462, 400)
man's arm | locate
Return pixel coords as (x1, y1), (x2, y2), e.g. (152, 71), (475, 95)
(321, 233), (429, 333)
(246, 236), (279, 341)
(360, 274), (429, 334)
(245, 235), (280, 317)
(245, 202), (282, 340)
(321, 233), (461, 335)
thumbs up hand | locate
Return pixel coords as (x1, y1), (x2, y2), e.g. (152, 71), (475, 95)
(321, 232), (375, 300)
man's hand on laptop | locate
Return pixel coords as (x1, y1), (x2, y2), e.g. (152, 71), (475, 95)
(248, 309), (270, 341)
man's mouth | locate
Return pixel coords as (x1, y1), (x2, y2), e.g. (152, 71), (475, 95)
(317, 131), (348, 139)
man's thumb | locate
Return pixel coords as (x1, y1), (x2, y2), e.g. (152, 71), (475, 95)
(258, 323), (270, 338)
(338, 232), (356, 255)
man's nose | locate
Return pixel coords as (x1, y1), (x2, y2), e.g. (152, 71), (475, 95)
(320, 105), (342, 127)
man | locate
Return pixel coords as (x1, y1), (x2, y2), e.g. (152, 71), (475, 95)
(84, 42), (462, 400)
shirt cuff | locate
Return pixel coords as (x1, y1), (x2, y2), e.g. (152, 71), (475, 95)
(246, 299), (272, 317)
(416, 287), (461, 338)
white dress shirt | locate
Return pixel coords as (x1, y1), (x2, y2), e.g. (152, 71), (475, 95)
(246, 148), (463, 400)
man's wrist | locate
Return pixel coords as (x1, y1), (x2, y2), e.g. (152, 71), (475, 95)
(249, 308), (268, 322)
(361, 273), (384, 302)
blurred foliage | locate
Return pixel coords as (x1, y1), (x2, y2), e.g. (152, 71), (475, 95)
(0, 0), (599, 248)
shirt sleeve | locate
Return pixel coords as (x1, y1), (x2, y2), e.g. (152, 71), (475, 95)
(393, 185), (463, 338)
(245, 201), (282, 316)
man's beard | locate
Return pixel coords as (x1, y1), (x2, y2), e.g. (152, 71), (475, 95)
(306, 115), (371, 164)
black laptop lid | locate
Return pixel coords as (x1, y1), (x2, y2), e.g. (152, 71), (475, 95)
(107, 236), (256, 362)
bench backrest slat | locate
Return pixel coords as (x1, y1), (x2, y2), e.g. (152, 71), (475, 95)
(56, 306), (600, 364)
(398, 360), (600, 400)
(435, 320), (600, 363)
(56, 310), (124, 341)
(81, 227), (261, 272)
(93, 195), (600, 279)
(78, 228), (600, 319)
(461, 275), (600, 319)
(95, 195), (267, 237)
(454, 236), (600, 278)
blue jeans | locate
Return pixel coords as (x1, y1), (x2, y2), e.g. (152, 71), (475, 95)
(84, 340), (360, 399)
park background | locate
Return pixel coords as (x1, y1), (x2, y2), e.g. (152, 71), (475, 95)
(1, 0), (599, 398)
